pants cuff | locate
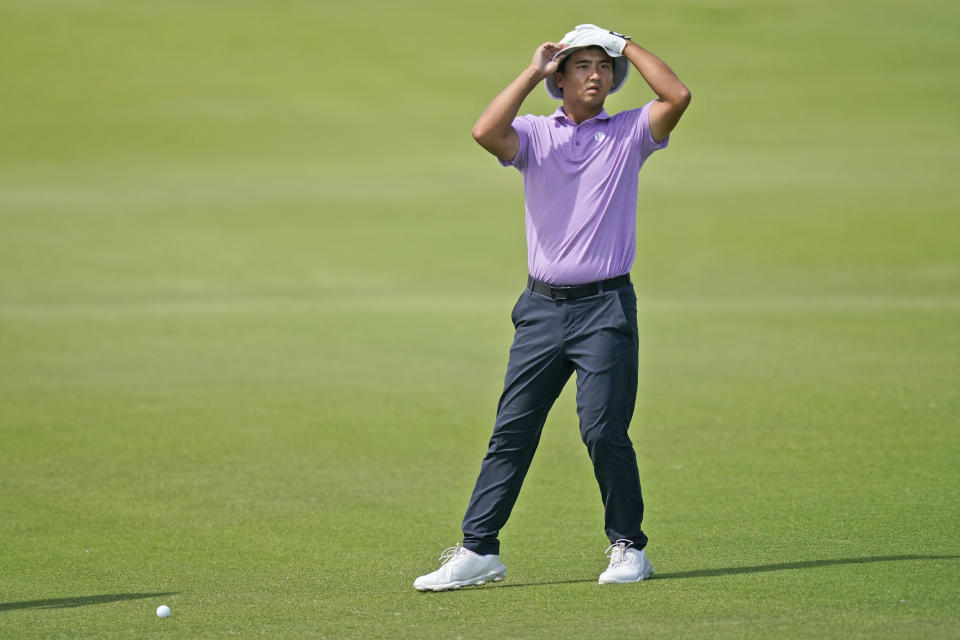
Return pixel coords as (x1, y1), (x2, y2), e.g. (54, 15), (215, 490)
(462, 538), (500, 556)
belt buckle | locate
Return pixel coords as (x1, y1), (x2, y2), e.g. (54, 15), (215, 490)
(551, 288), (570, 300)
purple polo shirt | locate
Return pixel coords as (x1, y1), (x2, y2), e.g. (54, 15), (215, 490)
(501, 100), (667, 285)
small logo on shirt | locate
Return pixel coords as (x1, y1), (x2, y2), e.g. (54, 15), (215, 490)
(594, 132), (606, 143)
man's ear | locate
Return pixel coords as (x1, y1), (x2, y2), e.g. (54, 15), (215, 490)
(553, 71), (564, 89)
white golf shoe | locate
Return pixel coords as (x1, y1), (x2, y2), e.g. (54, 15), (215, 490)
(413, 543), (506, 592)
(598, 539), (654, 584)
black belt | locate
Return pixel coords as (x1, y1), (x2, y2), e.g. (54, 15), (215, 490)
(527, 274), (631, 300)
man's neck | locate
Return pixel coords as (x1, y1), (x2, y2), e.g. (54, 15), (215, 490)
(562, 101), (604, 125)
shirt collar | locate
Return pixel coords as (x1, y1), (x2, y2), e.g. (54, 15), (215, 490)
(551, 107), (611, 125)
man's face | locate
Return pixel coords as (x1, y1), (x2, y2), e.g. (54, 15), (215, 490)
(554, 47), (614, 107)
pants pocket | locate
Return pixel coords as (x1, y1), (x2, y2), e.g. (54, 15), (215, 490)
(611, 288), (638, 333)
(510, 290), (528, 327)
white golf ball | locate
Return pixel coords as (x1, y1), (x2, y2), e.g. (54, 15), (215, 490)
(156, 605), (171, 618)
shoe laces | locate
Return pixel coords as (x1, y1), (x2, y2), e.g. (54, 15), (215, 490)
(438, 543), (467, 566)
(604, 539), (634, 567)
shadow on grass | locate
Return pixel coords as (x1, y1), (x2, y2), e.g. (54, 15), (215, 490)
(656, 554), (960, 581)
(0, 592), (177, 612)
(487, 553), (959, 589)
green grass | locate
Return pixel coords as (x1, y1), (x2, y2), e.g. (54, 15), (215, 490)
(2, 0), (959, 638)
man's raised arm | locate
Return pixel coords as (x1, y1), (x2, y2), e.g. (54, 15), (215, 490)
(622, 40), (691, 143)
(471, 42), (567, 163)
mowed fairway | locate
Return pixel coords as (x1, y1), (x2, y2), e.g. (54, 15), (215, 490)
(1, 1), (958, 638)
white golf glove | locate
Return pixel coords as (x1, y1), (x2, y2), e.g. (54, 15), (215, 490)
(560, 23), (630, 57)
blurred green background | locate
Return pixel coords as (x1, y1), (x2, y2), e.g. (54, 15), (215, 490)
(1, 1), (958, 638)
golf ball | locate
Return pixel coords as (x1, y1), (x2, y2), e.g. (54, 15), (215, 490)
(156, 605), (171, 618)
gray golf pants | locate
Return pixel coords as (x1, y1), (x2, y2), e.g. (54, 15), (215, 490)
(461, 279), (647, 556)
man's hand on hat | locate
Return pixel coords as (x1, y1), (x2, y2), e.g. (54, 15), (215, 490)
(564, 23), (631, 57)
(531, 41), (569, 77)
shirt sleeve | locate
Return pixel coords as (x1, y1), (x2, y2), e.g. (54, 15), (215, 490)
(637, 100), (669, 157)
(498, 115), (532, 170)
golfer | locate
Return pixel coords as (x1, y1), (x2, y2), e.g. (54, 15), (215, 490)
(415, 24), (690, 591)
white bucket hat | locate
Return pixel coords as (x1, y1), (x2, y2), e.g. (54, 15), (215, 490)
(545, 25), (630, 100)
